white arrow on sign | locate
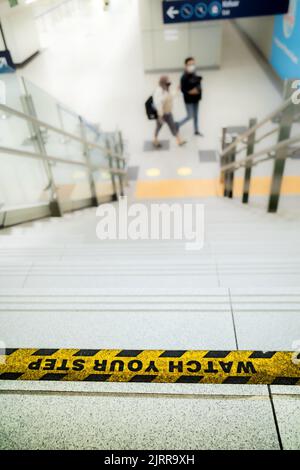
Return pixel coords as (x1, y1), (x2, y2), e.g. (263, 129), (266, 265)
(167, 6), (180, 19)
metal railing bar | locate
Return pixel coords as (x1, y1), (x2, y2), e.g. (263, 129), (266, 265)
(226, 152), (282, 172)
(253, 127), (280, 145)
(234, 127), (280, 158)
(221, 133), (300, 172)
(288, 146), (300, 157)
(0, 103), (126, 163)
(0, 146), (126, 176)
(221, 96), (293, 158)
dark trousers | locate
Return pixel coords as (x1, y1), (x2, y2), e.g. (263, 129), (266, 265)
(155, 113), (178, 138)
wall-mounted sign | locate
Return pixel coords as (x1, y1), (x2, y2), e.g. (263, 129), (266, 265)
(163, 0), (289, 24)
(271, 0), (300, 79)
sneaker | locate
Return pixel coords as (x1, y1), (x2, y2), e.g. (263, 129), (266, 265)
(195, 131), (204, 137)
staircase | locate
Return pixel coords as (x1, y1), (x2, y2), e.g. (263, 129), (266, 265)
(1, 65), (300, 449)
(1, 196), (300, 450)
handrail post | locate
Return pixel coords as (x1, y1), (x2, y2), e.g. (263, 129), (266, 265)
(117, 130), (124, 162)
(21, 78), (63, 217)
(79, 117), (98, 207)
(242, 118), (257, 204)
(268, 79), (297, 213)
(106, 139), (118, 201)
(118, 130), (128, 188)
(115, 131), (125, 197)
(226, 149), (236, 199)
(116, 158), (125, 198)
(221, 127), (228, 196)
(222, 128), (236, 198)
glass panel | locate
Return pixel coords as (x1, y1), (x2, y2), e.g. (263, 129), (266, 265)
(83, 119), (102, 145)
(0, 69), (23, 110)
(0, 72), (37, 153)
(107, 132), (123, 196)
(0, 112), (38, 154)
(23, 78), (84, 163)
(85, 129), (115, 199)
(57, 103), (82, 138)
(0, 72), (50, 209)
(52, 162), (92, 204)
(24, 77), (65, 128)
(0, 151), (50, 209)
(43, 129), (85, 163)
(93, 168), (114, 199)
(88, 134), (109, 168)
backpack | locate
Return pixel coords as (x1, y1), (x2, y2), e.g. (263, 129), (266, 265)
(145, 96), (158, 120)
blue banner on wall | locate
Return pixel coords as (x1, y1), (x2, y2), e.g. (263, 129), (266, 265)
(271, 0), (300, 79)
(163, 0), (289, 24)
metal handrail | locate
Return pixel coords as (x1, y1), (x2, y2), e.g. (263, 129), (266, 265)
(234, 127), (279, 156)
(221, 95), (293, 158)
(221, 134), (300, 172)
(0, 145), (126, 175)
(252, 127), (280, 146)
(220, 79), (300, 213)
(0, 103), (125, 162)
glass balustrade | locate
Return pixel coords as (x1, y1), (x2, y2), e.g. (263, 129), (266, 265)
(0, 72), (126, 223)
(0, 71), (51, 210)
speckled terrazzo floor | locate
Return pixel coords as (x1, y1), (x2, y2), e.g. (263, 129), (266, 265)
(0, 392), (281, 450)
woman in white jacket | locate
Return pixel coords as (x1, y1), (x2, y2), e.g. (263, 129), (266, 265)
(153, 76), (186, 148)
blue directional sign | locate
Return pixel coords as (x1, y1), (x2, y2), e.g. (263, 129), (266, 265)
(271, 0), (300, 79)
(163, 0), (290, 24)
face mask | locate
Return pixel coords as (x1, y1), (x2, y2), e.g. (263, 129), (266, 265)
(187, 64), (196, 73)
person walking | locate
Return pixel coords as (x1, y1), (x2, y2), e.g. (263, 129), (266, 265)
(153, 76), (186, 148)
(178, 57), (203, 136)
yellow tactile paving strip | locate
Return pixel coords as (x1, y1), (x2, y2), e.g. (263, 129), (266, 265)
(136, 179), (220, 199)
(135, 176), (300, 200)
(233, 176), (300, 197)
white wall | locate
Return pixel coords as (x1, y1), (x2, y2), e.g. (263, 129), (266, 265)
(235, 16), (275, 60)
(139, 0), (223, 71)
(0, 25), (5, 50)
(0, 0), (40, 64)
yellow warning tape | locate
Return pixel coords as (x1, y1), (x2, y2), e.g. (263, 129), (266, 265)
(0, 349), (299, 385)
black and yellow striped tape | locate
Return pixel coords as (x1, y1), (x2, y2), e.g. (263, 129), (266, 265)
(0, 349), (299, 385)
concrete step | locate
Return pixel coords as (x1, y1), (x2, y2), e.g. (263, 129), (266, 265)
(1, 288), (300, 351)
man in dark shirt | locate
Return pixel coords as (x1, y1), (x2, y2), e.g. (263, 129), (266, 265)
(178, 57), (203, 136)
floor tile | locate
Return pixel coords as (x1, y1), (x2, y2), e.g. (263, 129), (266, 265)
(199, 150), (218, 163)
(127, 166), (140, 181)
(143, 141), (170, 152)
(272, 396), (300, 450)
(0, 393), (279, 450)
